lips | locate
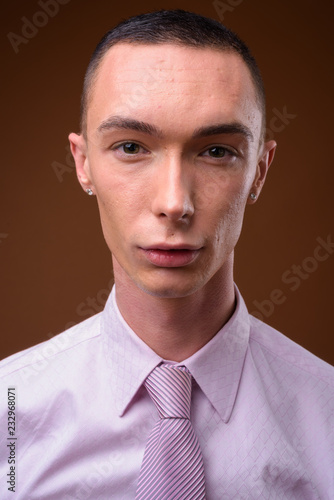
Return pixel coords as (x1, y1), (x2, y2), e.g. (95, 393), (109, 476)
(140, 245), (202, 267)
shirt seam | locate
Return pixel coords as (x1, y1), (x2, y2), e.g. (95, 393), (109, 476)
(250, 335), (334, 388)
(0, 330), (102, 378)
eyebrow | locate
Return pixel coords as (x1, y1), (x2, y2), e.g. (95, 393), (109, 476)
(192, 123), (254, 142)
(97, 116), (163, 138)
(97, 116), (253, 142)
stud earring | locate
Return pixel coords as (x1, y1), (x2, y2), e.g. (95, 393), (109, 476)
(86, 188), (94, 196)
(250, 193), (257, 201)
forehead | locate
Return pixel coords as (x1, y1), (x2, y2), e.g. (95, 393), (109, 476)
(87, 43), (261, 141)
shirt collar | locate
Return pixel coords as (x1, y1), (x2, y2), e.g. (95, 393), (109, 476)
(101, 287), (162, 416)
(184, 285), (250, 423)
(101, 285), (250, 422)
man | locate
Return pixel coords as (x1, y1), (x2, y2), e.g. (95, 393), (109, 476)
(1, 9), (333, 500)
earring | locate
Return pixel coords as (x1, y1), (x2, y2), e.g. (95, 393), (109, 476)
(86, 188), (94, 196)
(250, 193), (257, 201)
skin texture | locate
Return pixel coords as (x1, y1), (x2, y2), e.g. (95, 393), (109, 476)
(69, 43), (276, 361)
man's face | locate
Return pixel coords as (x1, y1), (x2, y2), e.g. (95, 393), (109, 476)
(71, 43), (275, 298)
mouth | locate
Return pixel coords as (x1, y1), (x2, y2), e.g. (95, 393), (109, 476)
(139, 245), (202, 267)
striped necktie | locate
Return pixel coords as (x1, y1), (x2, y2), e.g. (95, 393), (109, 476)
(135, 363), (206, 500)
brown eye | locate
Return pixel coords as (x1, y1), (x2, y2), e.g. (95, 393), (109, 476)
(208, 147), (226, 158)
(123, 143), (140, 154)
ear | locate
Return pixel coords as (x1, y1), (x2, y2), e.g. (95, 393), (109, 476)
(247, 140), (277, 204)
(68, 132), (94, 195)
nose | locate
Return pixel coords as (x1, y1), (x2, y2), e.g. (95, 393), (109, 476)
(151, 155), (194, 222)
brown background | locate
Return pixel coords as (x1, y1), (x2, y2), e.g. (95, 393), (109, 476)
(1, 0), (333, 364)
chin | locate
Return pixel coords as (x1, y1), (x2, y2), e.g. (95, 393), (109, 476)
(135, 272), (208, 299)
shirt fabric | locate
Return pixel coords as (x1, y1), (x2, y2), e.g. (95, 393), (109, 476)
(0, 285), (333, 499)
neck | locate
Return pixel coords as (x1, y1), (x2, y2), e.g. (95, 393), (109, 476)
(112, 257), (236, 362)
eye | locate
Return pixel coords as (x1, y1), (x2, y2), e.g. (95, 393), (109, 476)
(206, 146), (228, 158)
(199, 145), (238, 162)
(121, 142), (141, 154)
(110, 141), (150, 162)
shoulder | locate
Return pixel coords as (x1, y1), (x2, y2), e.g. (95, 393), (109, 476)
(0, 311), (103, 381)
(248, 314), (334, 389)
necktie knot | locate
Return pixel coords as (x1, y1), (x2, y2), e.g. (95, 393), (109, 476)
(145, 364), (192, 419)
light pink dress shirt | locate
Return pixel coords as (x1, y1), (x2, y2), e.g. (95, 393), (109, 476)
(0, 286), (333, 499)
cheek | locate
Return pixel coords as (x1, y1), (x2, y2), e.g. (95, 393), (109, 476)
(97, 193), (132, 236)
(209, 177), (251, 250)
(94, 173), (149, 253)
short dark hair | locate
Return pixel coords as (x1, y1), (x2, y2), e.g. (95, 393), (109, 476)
(80, 9), (266, 139)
